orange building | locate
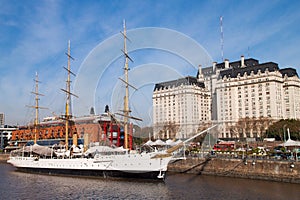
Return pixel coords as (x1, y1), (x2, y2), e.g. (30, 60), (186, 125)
(11, 114), (127, 148)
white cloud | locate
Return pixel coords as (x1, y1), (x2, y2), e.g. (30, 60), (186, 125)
(1, 0), (300, 125)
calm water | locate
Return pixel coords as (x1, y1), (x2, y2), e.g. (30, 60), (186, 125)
(0, 163), (299, 200)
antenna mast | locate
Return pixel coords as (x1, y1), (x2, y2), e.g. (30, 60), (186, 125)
(247, 46), (250, 58)
(220, 16), (224, 61)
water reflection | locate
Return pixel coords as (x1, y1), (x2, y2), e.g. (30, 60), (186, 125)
(1, 163), (299, 200)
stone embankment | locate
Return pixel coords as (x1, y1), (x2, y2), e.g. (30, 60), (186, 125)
(0, 154), (9, 162)
(168, 157), (300, 183)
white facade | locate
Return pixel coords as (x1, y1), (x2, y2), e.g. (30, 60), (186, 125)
(0, 113), (4, 127)
(210, 57), (300, 139)
(153, 76), (211, 139)
(153, 57), (300, 140)
(283, 74), (300, 119)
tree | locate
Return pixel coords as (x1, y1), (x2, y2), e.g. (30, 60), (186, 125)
(266, 119), (300, 141)
(235, 117), (274, 139)
(161, 122), (180, 139)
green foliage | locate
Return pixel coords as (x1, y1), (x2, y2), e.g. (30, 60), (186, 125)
(266, 119), (300, 141)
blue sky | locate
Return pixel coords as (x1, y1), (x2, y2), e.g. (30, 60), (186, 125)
(1, 0), (300, 126)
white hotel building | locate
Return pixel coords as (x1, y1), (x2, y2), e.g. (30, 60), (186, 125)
(153, 56), (300, 140)
(152, 76), (211, 139)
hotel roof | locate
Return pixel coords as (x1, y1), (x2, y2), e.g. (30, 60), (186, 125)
(154, 76), (205, 91)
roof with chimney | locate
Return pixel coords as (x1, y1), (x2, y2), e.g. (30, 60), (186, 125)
(155, 58), (298, 91)
(198, 57), (298, 79)
(217, 58), (259, 70)
(279, 68), (299, 78)
(153, 76), (205, 91)
(220, 61), (280, 78)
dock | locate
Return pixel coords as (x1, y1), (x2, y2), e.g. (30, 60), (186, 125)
(0, 153), (9, 162)
(168, 157), (300, 183)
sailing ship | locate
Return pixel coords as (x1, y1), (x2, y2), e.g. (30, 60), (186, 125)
(7, 22), (179, 180)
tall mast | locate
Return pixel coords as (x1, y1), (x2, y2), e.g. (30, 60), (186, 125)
(33, 72), (40, 144)
(66, 40), (71, 150)
(119, 21), (141, 149)
(123, 20), (130, 149)
(62, 40), (77, 150)
(27, 72), (45, 144)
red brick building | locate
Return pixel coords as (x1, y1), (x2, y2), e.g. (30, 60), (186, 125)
(11, 114), (128, 148)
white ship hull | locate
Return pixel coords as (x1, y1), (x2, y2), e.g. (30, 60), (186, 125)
(7, 152), (173, 179)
